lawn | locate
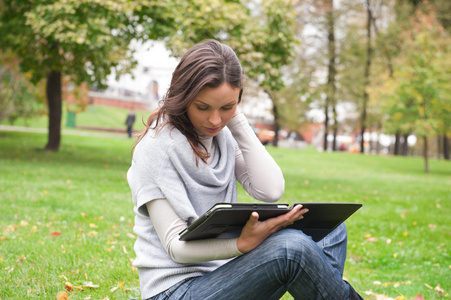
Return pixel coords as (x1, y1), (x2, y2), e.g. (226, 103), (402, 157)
(1, 105), (150, 132)
(0, 129), (449, 300)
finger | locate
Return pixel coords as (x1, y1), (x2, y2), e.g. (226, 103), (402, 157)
(247, 211), (259, 225)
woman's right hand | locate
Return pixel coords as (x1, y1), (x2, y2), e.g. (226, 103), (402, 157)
(236, 205), (309, 254)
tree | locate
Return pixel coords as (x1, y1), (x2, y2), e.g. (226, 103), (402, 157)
(163, 0), (296, 147)
(323, 0), (338, 151)
(375, 5), (450, 172)
(250, 0), (296, 147)
(0, 1), (163, 150)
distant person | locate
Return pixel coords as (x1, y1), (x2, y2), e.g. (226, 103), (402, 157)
(127, 39), (364, 300)
(125, 109), (136, 138)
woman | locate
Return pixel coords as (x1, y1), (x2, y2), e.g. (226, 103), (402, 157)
(127, 39), (363, 300)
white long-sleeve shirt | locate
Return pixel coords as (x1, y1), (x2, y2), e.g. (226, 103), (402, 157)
(147, 113), (285, 264)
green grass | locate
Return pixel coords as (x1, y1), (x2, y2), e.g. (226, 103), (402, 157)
(1, 104), (150, 131)
(0, 130), (450, 300)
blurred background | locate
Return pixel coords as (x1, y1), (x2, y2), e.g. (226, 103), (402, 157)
(0, 0), (449, 171)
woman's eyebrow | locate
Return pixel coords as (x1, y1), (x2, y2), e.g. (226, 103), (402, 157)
(222, 101), (238, 106)
(193, 100), (210, 106)
(193, 100), (238, 106)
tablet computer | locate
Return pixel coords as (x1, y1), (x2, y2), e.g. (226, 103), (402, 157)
(179, 202), (362, 242)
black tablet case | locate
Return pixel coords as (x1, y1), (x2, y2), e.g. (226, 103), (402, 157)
(179, 202), (362, 242)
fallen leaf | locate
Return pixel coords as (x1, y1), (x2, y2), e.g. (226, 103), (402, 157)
(55, 291), (69, 300)
(64, 282), (73, 292)
(83, 282), (100, 288)
(435, 284), (444, 296)
(50, 231), (62, 236)
(411, 294), (424, 300)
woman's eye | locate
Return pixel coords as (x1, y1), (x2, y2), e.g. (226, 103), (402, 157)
(222, 106), (233, 111)
(196, 106), (209, 111)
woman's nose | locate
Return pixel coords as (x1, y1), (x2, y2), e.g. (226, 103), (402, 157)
(208, 111), (221, 126)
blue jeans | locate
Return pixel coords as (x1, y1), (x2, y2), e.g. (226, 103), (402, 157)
(149, 224), (350, 300)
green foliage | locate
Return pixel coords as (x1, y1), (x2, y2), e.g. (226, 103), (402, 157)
(376, 6), (451, 138)
(0, 51), (46, 124)
(243, 0), (296, 91)
(0, 0), (146, 87)
(162, 0), (296, 92)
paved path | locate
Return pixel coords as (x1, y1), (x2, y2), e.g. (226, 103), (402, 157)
(0, 125), (129, 139)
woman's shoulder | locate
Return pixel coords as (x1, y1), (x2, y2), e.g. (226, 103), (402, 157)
(136, 124), (189, 155)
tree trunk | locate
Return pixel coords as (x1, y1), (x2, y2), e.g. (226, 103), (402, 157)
(444, 134), (450, 160)
(325, 0), (337, 152)
(423, 136), (429, 173)
(394, 130), (401, 155)
(361, 0), (372, 154)
(323, 106), (329, 151)
(265, 90), (279, 147)
(332, 116), (338, 151)
(272, 102), (279, 147)
(45, 70), (62, 151)
(437, 135), (442, 158)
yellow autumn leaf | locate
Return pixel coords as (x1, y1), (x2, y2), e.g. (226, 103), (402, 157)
(55, 291), (68, 300)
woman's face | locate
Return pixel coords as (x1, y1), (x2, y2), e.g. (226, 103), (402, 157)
(187, 83), (240, 137)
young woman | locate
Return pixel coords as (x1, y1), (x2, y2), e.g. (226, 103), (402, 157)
(127, 39), (363, 300)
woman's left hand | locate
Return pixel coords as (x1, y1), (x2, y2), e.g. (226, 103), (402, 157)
(232, 107), (241, 118)
(236, 205), (309, 254)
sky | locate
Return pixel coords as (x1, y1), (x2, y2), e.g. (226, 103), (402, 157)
(107, 41), (179, 95)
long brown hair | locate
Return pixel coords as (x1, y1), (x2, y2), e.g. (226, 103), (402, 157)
(134, 39), (244, 163)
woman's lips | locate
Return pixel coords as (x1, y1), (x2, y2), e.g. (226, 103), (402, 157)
(205, 127), (220, 134)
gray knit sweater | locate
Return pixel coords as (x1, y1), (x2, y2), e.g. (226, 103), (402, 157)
(127, 123), (238, 299)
